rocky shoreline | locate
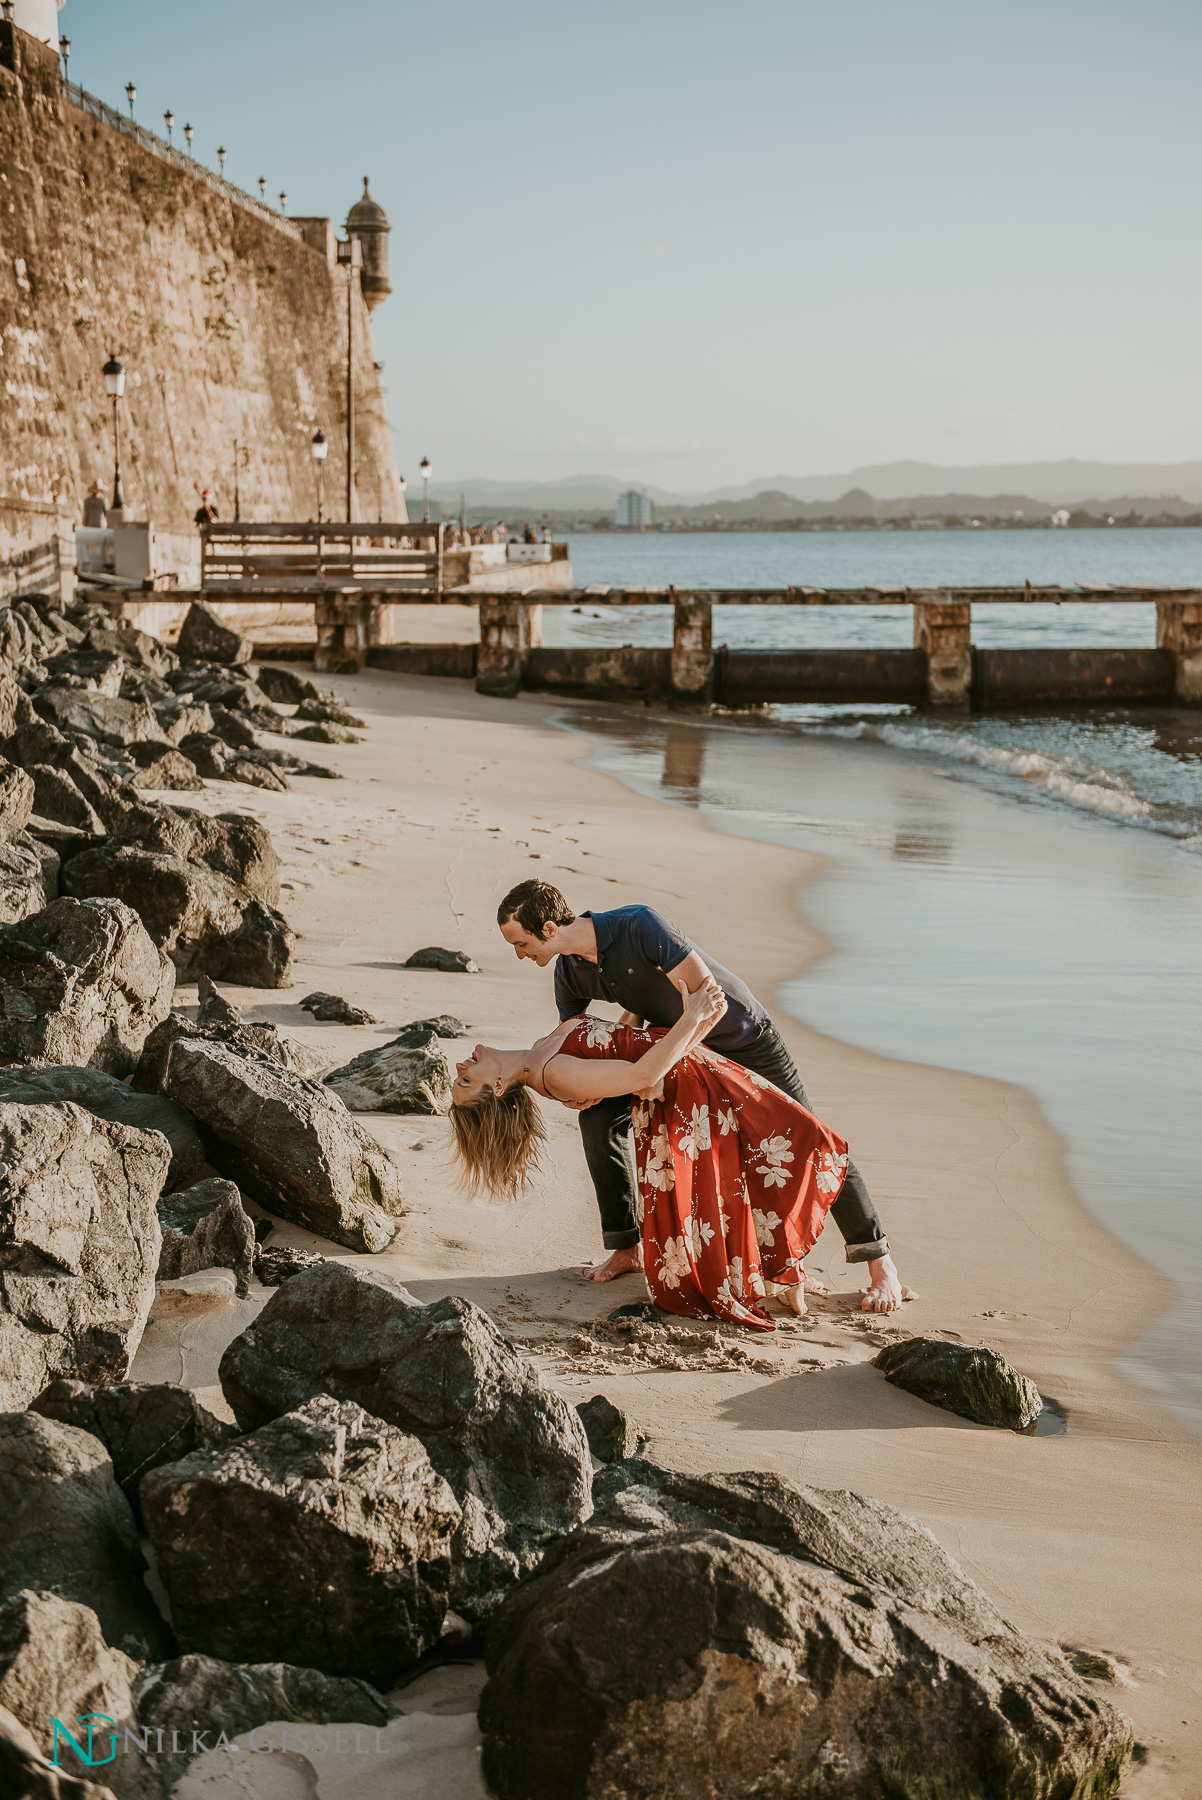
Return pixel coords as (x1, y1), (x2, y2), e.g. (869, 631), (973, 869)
(0, 599), (1135, 1798)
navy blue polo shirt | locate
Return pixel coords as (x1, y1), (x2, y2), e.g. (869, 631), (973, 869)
(553, 905), (768, 1052)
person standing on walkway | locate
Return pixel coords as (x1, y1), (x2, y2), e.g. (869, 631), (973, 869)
(496, 879), (904, 1312)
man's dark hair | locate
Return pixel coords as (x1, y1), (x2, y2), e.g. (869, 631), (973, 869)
(497, 879), (575, 938)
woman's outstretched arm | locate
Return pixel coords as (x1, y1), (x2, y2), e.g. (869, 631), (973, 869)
(541, 983), (726, 1106)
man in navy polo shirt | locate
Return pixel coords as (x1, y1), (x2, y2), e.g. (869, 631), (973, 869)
(497, 879), (902, 1312)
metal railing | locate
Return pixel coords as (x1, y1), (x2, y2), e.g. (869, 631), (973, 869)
(200, 522), (445, 595)
(62, 82), (303, 241)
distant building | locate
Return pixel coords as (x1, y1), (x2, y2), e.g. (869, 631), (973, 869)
(616, 489), (653, 528)
(1051, 509), (1070, 528)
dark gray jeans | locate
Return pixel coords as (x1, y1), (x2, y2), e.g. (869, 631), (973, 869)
(578, 1022), (890, 1261)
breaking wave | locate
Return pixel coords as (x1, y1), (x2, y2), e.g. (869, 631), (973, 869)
(794, 718), (1202, 850)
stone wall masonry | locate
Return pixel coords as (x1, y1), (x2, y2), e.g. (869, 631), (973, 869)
(0, 25), (401, 572)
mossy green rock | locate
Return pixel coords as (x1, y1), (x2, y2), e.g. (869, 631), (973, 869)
(324, 1039), (452, 1115)
(873, 1336), (1042, 1431)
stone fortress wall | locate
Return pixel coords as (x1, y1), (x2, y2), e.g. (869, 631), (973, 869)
(0, 23), (401, 585)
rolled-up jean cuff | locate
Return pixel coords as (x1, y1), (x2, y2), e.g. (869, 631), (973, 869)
(844, 1236), (889, 1265)
(602, 1228), (641, 1252)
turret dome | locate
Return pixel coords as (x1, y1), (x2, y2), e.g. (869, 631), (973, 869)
(345, 178), (391, 312)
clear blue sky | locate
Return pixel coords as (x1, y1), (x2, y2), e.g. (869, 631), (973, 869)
(61, 0), (1202, 493)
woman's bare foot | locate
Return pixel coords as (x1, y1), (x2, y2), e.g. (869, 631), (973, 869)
(862, 1255), (903, 1312)
(776, 1282), (807, 1317)
(582, 1245), (643, 1283)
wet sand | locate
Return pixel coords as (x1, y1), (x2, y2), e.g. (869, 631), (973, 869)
(133, 670), (1202, 1798)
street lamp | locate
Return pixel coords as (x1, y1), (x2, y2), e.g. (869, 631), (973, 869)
(59, 36), (70, 82)
(336, 235), (362, 520)
(125, 82), (136, 120)
(279, 192), (287, 214)
(420, 457), (432, 524)
(102, 356), (126, 513)
(183, 123), (194, 156)
(311, 431), (328, 524)
(258, 178), (266, 198)
(217, 146), (227, 175)
(163, 110), (174, 146)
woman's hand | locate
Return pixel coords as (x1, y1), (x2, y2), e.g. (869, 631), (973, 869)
(683, 977), (726, 1029)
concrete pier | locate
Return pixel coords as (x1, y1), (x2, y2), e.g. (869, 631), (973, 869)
(913, 596), (972, 708)
(1156, 596), (1202, 701)
(477, 598), (543, 698)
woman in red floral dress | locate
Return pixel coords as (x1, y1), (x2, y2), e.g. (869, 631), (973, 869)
(449, 983), (849, 1331)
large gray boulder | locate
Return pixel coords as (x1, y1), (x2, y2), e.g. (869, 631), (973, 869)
(29, 1379), (238, 1526)
(0, 757), (35, 837)
(480, 1463), (1134, 1800)
(0, 1699), (119, 1799)
(156, 1178), (255, 1297)
(176, 603), (254, 666)
(0, 1067), (205, 1192)
(141, 1395), (459, 1686)
(0, 899), (174, 1075)
(0, 1104), (169, 1411)
(218, 1262), (593, 1620)
(33, 691), (167, 752)
(163, 1038), (401, 1253)
(0, 1414), (172, 1662)
(0, 835), (54, 926)
(25, 764), (106, 834)
(324, 1036), (452, 1115)
(873, 1336), (1044, 1431)
(62, 845), (293, 989)
(132, 1006), (329, 1096)
(64, 790), (280, 910)
(132, 1652), (397, 1763)
(0, 1591), (141, 1776)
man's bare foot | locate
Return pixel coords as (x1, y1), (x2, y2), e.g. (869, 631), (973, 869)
(582, 1245), (643, 1283)
(861, 1254), (903, 1312)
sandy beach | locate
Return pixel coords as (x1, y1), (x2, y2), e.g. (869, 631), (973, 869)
(132, 668), (1202, 1798)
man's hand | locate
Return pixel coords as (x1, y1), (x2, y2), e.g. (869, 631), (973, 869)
(634, 1080), (665, 1102)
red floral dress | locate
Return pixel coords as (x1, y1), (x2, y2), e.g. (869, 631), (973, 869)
(556, 1019), (849, 1332)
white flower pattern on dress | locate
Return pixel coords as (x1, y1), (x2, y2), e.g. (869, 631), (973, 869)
(631, 1100), (650, 1139)
(686, 1213), (715, 1260)
(752, 1208), (782, 1247)
(716, 1104), (739, 1136)
(677, 1104), (711, 1161)
(658, 1235), (692, 1288)
(581, 1018), (615, 1047)
(812, 1149), (848, 1195)
(754, 1134), (794, 1190)
(644, 1126), (674, 1193)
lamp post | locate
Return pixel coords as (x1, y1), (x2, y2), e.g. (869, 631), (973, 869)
(217, 146), (227, 176)
(420, 457), (431, 524)
(279, 192), (288, 214)
(258, 178), (266, 199)
(59, 36), (70, 82)
(163, 110), (174, 146)
(311, 431), (328, 524)
(184, 123), (194, 156)
(336, 235), (362, 521)
(125, 82), (136, 120)
(102, 356), (126, 513)
(232, 438), (243, 523)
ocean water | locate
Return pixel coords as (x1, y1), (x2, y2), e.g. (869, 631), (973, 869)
(545, 529), (1202, 1429)
(550, 530), (1202, 844)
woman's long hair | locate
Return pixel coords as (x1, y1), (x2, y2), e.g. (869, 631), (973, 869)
(449, 1083), (547, 1201)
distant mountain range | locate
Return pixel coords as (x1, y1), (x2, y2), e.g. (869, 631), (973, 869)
(422, 459), (1202, 512)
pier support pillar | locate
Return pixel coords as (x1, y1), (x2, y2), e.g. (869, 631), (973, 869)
(670, 594), (714, 705)
(315, 594), (381, 674)
(476, 599), (542, 697)
(1156, 595), (1202, 701)
(913, 595), (972, 708)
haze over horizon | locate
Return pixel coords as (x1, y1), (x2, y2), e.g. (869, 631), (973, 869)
(64, 1), (1202, 491)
